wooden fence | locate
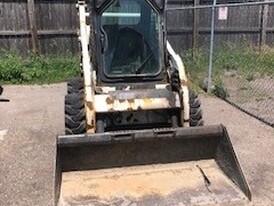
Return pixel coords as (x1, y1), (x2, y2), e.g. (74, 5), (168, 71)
(0, 0), (78, 55)
(167, 0), (274, 52)
(0, 0), (273, 55)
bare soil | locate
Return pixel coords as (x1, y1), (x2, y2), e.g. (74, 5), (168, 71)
(0, 83), (273, 206)
(222, 74), (274, 125)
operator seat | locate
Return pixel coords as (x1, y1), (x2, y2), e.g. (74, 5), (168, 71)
(110, 27), (148, 74)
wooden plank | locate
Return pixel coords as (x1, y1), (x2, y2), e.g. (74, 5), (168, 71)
(167, 27), (265, 34)
(2, 26), (274, 37)
(27, 0), (39, 53)
(2, 26), (273, 37)
(0, 30), (77, 36)
(192, 0), (199, 52)
(261, 0), (269, 46)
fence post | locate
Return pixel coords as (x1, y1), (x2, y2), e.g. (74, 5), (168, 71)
(207, 0), (217, 93)
(192, 0), (200, 56)
(260, 0), (269, 47)
(27, 0), (39, 53)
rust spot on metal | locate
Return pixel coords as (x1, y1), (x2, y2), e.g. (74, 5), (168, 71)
(181, 79), (188, 86)
(143, 98), (153, 107)
(84, 100), (95, 133)
(85, 101), (94, 110)
(87, 124), (94, 132)
(119, 99), (126, 103)
(106, 97), (114, 104)
(127, 99), (135, 111)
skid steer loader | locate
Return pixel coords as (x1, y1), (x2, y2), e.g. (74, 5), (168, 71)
(55, 0), (251, 205)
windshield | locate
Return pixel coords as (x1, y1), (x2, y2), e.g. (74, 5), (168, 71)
(101, 0), (160, 76)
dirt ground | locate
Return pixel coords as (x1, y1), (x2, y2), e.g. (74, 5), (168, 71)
(0, 83), (273, 206)
(222, 74), (274, 126)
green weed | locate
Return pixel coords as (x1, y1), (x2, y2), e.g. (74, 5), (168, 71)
(0, 51), (80, 84)
(212, 78), (229, 99)
(182, 44), (274, 92)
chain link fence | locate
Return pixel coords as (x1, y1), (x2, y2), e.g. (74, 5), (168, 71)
(167, 1), (274, 127)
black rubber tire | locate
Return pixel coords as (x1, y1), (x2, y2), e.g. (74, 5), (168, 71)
(65, 78), (86, 135)
(189, 90), (204, 127)
(67, 77), (84, 94)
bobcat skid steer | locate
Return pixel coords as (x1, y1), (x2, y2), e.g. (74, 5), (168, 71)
(54, 0), (251, 205)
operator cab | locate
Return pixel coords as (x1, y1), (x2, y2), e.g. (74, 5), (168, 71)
(95, 0), (166, 83)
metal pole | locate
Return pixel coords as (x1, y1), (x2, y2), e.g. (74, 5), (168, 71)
(207, 0), (217, 93)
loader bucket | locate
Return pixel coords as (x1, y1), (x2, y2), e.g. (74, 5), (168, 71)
(55, 125), (251, 206)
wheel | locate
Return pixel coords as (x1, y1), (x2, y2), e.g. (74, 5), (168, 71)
(67, 77), (83, 94)
(65, 77), (86, 134)
(189, 90), (204, 127)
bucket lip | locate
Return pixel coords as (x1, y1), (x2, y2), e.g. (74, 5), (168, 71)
(57, 124), (224, 147)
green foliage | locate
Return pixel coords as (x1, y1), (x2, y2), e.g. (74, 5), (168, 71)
(212, 44), (274, 77)
(183, 48), (209, 88)
(182, 44), (274, 94)
(0, 51), (80, 84)
(212, 78), (229, 99)
(246, 73), (255, 82)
